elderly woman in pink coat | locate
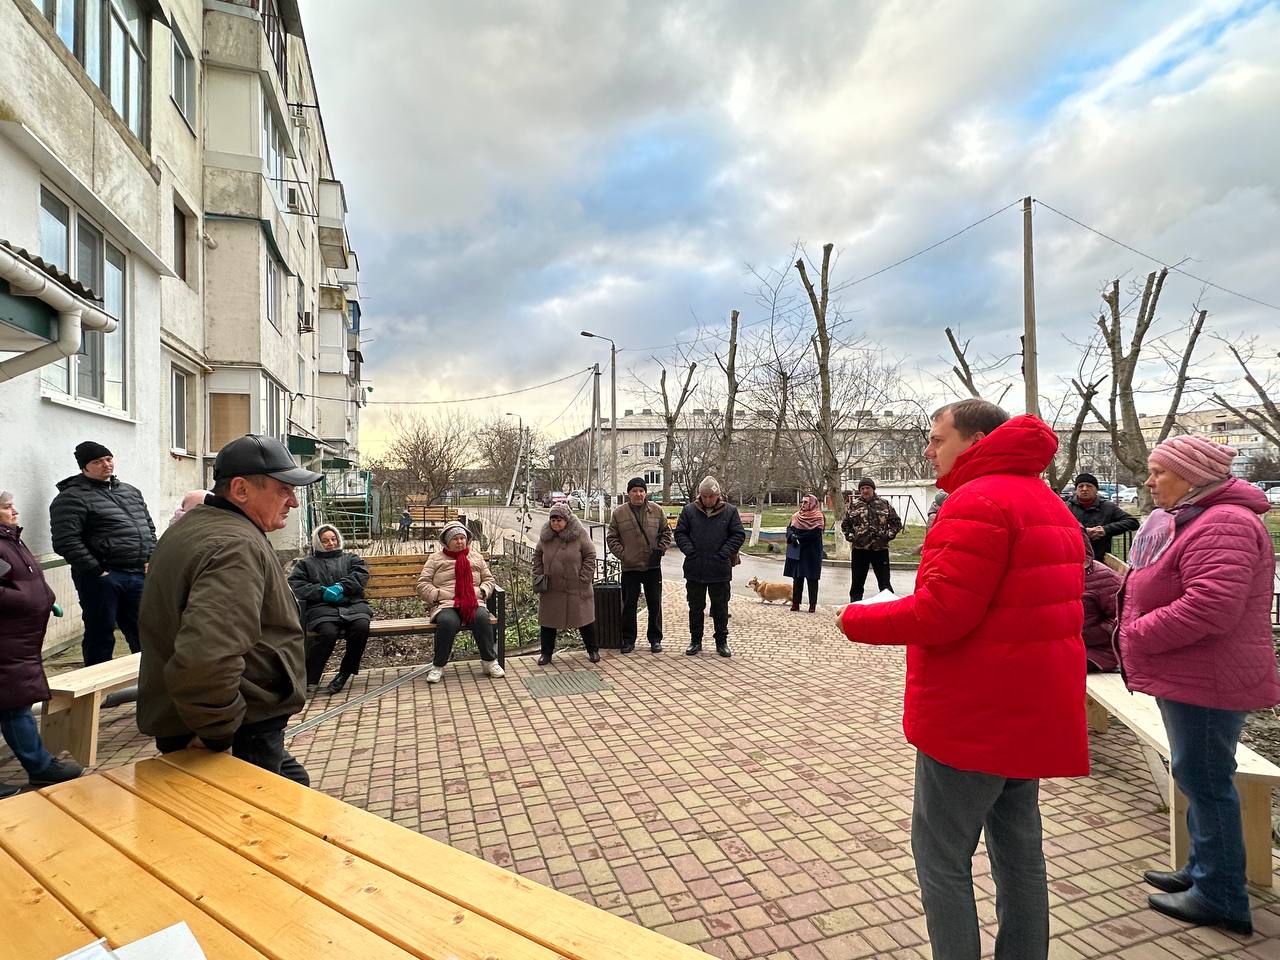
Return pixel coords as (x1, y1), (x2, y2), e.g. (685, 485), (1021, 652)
(1118, 436), (1279, 936)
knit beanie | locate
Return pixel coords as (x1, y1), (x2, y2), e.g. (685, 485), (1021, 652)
(627, 476), (647, 492)
(75, 440), (112, 468)
(697, 476), (721, 497)
(439, 521), (469, 546)
(1148, 435), (1236, 487)
(1073, 472), (1099, 488)
(857, 477), (876, 491)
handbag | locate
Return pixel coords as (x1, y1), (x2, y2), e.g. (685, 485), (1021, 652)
(532, 573), (549, 593)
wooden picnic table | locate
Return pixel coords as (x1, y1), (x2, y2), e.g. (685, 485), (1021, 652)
(0, 751), (706, 960)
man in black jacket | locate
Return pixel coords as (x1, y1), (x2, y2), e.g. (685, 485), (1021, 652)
(1065, 472), (1138, 562)
(50, 441), (156, 665)
(674, 476), (746, 658)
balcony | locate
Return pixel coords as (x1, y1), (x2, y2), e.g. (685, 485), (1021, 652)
(317, 179), (350, 269)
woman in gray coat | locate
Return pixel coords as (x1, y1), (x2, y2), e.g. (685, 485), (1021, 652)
(533, 504), (599, 664)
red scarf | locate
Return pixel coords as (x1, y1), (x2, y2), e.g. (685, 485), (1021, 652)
(445, 547), (479, 625)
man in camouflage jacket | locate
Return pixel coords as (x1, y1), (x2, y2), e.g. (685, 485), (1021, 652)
(841, 477), (903, 601)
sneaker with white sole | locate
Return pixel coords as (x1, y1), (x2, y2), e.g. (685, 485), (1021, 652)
(484, 660), (505, 679)
(425, 667), (444, 684)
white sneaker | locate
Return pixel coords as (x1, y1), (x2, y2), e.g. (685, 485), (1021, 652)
(425, 667), (444, 684)
(484, 660), (505, 679)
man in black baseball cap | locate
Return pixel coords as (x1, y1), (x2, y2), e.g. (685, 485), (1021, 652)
(137, 435), (322, 785)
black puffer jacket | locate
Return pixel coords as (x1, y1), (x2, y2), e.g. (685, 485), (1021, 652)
(1066, 495), (1139, 561)
(49, 474), (156, 575)
(0, 524), (56, 709)
(674, 498), (746, 584)
(287, 526), (372, 630)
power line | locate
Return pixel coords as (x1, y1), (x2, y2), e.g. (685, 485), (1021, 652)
(1034, 198), (1280, 313)
(293, 367), (594, 405)
(540, 370), (595, 430)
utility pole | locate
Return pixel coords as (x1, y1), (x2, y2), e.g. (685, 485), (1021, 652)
(592, 364), (604, 520)
(1022, 196), (1040, 418)
(610, 340), (617, 515)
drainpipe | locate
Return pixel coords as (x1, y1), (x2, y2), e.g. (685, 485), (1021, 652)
(0, 245), (117, 383)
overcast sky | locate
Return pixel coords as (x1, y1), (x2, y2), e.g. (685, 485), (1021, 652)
(305, 0), (1280, 457)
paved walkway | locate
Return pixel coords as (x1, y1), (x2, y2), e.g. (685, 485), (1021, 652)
(6, 585), (1278, 959)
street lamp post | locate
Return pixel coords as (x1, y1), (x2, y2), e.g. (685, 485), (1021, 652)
(580, 330), (617, 518)
(506, 412), (530, 538)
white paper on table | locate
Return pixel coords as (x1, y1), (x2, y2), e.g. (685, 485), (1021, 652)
(54, 942), (115, 960)
(855, 588), (899, 605)
(113, 923), (207, 960)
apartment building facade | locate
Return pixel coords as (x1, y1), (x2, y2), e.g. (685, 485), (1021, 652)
(0, 0), (363, 644)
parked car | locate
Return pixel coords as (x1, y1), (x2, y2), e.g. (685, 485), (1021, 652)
(548, 491), (569, 507)
(1117, 485), (1138, 503)
(1268, 487), (1280, 506)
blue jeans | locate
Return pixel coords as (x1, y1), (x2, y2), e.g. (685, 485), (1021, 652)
(0, 707), (54, 776)
(72, 568), (144, 665)
(1158, 698), (1251, 921)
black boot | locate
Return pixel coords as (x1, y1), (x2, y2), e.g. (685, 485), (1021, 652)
(537, 654), (552, 665)
(620, 642), (635, 654)
(0, 783), (20, 799)
(1147, 891), (1252, 936)
(587, 649), (600, 663)
(715, 641), (732, 658)
(29, 758), (83, 787)
(324, 673), (351, 695)
(1143, 869), (1192, 893)
(684, 640), (702, 656)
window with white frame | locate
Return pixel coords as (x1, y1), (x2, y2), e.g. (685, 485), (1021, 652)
(261, 91), (285, 204)
(643, 441), (661, 457)
(42, 0), (148, 141)
(643, 470), (662, 487)
(265, 254), (281, 332)
(263, 377), (284, 441)
(37, 185), (128, 410)
(171, 367), (189, 452)
(170, 25), (195, 125)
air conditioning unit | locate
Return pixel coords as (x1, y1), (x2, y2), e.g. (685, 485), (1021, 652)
(298, 311), (314, 334)
(286, 186), (302, 212)
(290, 102), (305, 121)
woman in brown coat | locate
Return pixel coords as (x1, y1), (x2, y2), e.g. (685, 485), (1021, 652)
(415, 522), (502, 685)
(533, 504), (599, 664)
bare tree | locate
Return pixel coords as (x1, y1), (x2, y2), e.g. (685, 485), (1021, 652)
(794, 243), (843, 512)
(942, 326), (1017, 405)
(1079, 268), (1208, 511)
(714, 309), (741, 477)
(383, 411), (474, 504)
(1210, 337), (1280, 449)
(657, 361), (698, 503)
(473, 417), (523, 495)
(1045, 377), (1105, 492)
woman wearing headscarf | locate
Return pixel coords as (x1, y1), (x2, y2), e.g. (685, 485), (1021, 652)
(1117, 436), (1280, 936)
(288, 524), (372, 695)
(415, 522), (502, 685)
(785, 494), (826, 612)
(0, 490), (82, 795)
(533, 503), (599, 665)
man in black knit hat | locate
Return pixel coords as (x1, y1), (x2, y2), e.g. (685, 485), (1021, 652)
(606, 476), (673, 653)
(50, 441), (156, 665)
(1064, 471), (1138, 562)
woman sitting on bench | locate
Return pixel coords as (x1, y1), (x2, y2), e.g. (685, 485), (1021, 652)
(1118, 436), (1280, 936)
(289, 524), (372, 696)
(415, 522), (503, 685)
(1081, 527), (1121, 673)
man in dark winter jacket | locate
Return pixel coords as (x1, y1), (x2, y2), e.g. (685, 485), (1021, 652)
(50, 441), (157, 665)
(674, 476), (745, 658)
(841, 477), (903, 602)
(138, 434), (322, 785)
(1065, 472), (1138, 562)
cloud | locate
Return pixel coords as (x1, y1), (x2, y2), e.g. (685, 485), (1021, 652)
(303, 0), (1280, 457)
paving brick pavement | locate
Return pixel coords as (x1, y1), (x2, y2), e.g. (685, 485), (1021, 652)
(4, 584), (1278, 959)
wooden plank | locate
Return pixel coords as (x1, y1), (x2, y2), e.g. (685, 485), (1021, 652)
(111, 761), (563, 960)
(0, 791), (268, 959)
(66, 690), (104, 766)
(41, 774), (419, 960)
(1102, 553), (1129, 575)
(46, 653), (141, 696)
(0, 843), (96, 960)
(160, 751), (712, 960)
(1241, 780), (1275, 888)
(368, 618), (436, 635)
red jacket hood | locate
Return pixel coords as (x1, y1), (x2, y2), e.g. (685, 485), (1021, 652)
(1192, 476), (1270, 515)
(938, 415), (1059, 493)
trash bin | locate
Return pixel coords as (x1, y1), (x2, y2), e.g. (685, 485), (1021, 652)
(593, 580), (623, 649)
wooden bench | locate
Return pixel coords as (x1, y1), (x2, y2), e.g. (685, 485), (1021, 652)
(403, 497), (459, 536)
(1087, 669), (1280, 888)
(40, 652), (141, 767)
(0, 751), (708, 960)
(315, 552), (505, 667)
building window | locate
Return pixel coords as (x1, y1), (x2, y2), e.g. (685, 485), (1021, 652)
(171, 367), (189, 452)
(172, 204), (188, 281)
(170, 25), (195, 124)
(643, 470), (662, 487)
(209, 393), (250, 451)
(265, 254), (281, 332)
(43, 1), (148, 141)
(261, 91), (285, 203)
(263, 377), (284, 440)
(37, 186), (128, 410)
(643, 441), (661, 458)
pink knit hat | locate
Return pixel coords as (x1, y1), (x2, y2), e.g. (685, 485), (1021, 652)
(1148, 435), (1236, 487)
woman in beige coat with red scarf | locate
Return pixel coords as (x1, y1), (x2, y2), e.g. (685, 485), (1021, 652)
(415, 522), (501, 684)
(533, 504), (599, 665)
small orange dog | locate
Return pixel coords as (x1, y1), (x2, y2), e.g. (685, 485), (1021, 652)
(746, 576), (792, 603)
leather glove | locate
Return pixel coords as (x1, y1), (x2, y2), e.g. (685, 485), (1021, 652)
(322, 584), (344, 603)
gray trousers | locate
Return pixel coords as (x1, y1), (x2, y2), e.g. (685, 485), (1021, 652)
(912, 751), (1048, 960)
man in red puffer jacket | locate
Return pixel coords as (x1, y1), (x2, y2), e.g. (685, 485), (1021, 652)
(838, 398), (1089, 960)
